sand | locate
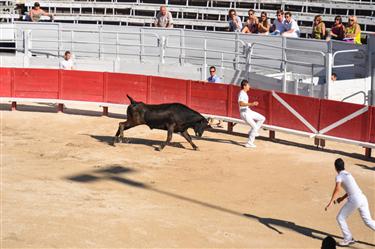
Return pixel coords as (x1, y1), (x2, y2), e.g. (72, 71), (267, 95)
(1, 103), (374, 248)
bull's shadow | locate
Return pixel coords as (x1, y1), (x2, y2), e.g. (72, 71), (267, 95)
(65, 165), (375, 247)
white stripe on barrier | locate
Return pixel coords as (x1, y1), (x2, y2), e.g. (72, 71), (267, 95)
(318, 106), (369, 135)
(272, 91), (318, 134)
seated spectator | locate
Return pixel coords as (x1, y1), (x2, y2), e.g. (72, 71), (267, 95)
(321, 236), (336, 249)
(154, 5), (173, 28)
(344, 16), (361, 44)
(207, 66), (221, 83)
(282, 12), (300, 38)
(228, 9), (242, 32)
(257, 11), (271, 35)
(59, 51), (75, 70)
(312, 15), (326, 39)
(242, 9), (258, 34)
(270, 9), (285, 35)
(28, 2), (53, 22)
(329, 16), (345, 41)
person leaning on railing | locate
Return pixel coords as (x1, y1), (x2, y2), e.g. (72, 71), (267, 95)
(344, 16), (362, 45)
(329, 15), (345, 41)
(227, 9), (242, 32)
(28, 2), (53, 22)
(242, 9), (258, 34)
(154, 5), (173, 28)
(257, 11), (271, 35)
(312, 15), (326, 40)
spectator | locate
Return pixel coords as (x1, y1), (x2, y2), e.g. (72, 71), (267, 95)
(154, 5), (173, 28)
(282, 12), (300, 38)
(59, 51), (75, 70)
(329, 16), (345, 41)
(270, 9), (285, 35)
(257, 12), (271, 35)
(331, 73), (337, 81)
(15, 0), (27, 21)
(242, 9), (258, 34)
(28, 2), (53, 22)
(321, 236), (336, 249)
(228, 9), (242, 32)
(344, 16), (362, 45)
(312, 15), (326, 39)
(207, 66), (221, 83)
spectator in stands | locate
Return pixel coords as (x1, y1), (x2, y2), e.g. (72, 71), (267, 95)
(228, 9), (242, 32)
(242, 9), (258, 34)
(321, 236), (336, 249)
(15, 0), (27, 21)
(270, 9), (285, 35)
(28, 2), (53, 22)
(331, 73), (337, 81)
(329, 16), (345, 41)
(207, 66), (221, 83)
(282, 12), (300, 38)
(257, 12), (271, 35)
(312, 15), (326, 40)
(154, 5), (173, 28)
(344, 16), (362, 45)
(59, 51), (75, 70)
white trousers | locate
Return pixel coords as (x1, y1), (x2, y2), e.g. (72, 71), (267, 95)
(337, 193), (375, 240)
(240, 109), (266, 144)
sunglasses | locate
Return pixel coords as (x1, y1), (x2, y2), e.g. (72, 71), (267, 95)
(210, 70), (215, 73)
(349, 19), (354, 21)
(277, 14), (283, 16)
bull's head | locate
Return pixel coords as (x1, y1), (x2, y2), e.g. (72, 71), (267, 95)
(193, 118), (212, 137)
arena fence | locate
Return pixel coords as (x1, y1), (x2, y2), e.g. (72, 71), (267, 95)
(0, 67), (374, 157)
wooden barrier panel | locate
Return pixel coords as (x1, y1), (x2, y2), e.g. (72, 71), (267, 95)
(190, 81), (228, 116)
(149, 76), (188, 105)
(106, 72), (148, 104)
(13, 68), (59, 99)
(319, 99), (371, 142)
(60, 70), (104, 102)
(0, 67), (12, 97)
(270, 92), (320, 133)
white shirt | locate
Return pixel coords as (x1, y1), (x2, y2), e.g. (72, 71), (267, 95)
(283, 18), (300, 37)
(59, 59), (74, 70)
(238, 90), (249, 112)
(336, 170), (362, 197)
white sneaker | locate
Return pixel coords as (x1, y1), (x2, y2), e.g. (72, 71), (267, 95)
(244, 143), (256, 148)
(254, 132), (260, 137)
(338, 239), (355, 247)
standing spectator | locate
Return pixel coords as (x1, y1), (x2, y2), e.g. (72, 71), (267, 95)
(242, 9), (258, 34)
(329, 16), (345, 41)
(282, 12), (300, 38)
(345, 16), (362, 45)
(270, 9), (285, 35)
(325, 158), (375, 246)
(312, 15), (326, 39)
(257, 12), (271, 35)
(59, 51), (75, 70)
(228, 9), (242, 32)
(207, 66), (221, 83)
(331, 73), (337, 81)
(238, 80), (265, 148)
(28, 2), (53, 22)
(154, 5), (173, 28)
(207, 66), (223, 128)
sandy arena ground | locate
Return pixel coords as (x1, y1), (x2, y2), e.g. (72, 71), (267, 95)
(1, 103), (374, 248)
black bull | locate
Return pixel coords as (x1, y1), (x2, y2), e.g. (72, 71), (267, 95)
(113, 95), (211, 150)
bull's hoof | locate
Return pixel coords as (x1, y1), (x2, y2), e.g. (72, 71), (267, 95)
(194, 147), (200, 151)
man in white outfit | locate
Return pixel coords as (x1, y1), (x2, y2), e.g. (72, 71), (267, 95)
(59, 51), (75, 70)
(325, 158), (375, 246)
(238, 80), (265, 148)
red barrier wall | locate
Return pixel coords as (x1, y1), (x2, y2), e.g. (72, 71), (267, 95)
(369, 106), (375, 143)
(190, 81), (228, 116)
(106, 73), (148, 104)
(270, 92), (320, 133)
(319, 99), (371, 142)
(149, 76), (188, 105)
(0, 68), (12, 97)
(61, 71), (104, 102)
(13, 68), (59, 99)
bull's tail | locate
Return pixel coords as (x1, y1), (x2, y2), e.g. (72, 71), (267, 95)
(127, 95), (138, 105)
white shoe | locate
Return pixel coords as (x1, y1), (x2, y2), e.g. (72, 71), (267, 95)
(254, 132), (260, 137)
(338, 239), (355, 247)
(244, 143), (256, 148)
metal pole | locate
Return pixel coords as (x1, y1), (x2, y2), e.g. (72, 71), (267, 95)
(325, 41), (333, 99)
(369, 34), (375, 106)
(282, 36), (287, 93)
(203, 39), (207, 81)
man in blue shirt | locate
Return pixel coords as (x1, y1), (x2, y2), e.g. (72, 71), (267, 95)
(207, 66), (221, 83)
